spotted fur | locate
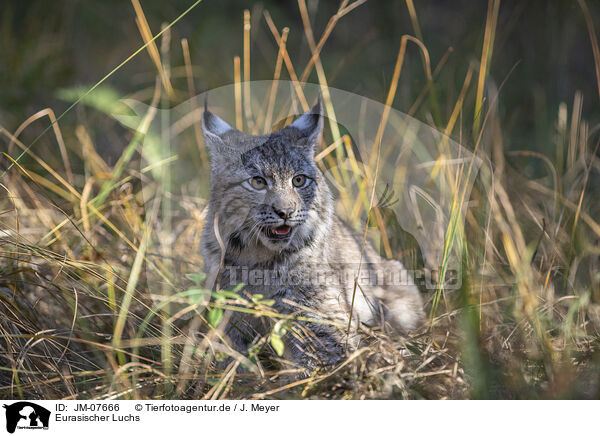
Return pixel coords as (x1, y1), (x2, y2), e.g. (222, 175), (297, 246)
(201, 100), (424, 370)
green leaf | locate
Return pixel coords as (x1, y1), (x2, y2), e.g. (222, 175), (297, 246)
(56, 85), (131, 116)
(186, 287), (209, 305)
(273, 319), (289, 336)
(270, 334), (285, 357)
(228, 283), (245, 293)
(187, 273), (206, 286)
(208, 308), (223, 327)
(214, 290), (241, 299)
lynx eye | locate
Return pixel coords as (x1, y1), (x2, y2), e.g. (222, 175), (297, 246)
(292, 174), (308, 188)
(249, 176), (267, 190)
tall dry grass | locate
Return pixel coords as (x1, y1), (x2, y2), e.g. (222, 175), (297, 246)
(0, 0), (599, 399)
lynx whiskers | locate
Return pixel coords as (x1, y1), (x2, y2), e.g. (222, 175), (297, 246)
(201, 98), (424, 371)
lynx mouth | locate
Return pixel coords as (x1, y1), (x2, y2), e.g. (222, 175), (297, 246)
(265, 225), (292, 239)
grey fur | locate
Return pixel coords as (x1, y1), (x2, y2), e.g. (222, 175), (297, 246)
(201, 100), (424, 371)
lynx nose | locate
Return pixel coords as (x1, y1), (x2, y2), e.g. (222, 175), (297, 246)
(272, 205), (295, 219)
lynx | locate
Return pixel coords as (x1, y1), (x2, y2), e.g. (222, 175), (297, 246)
(201, 99), (424, 371)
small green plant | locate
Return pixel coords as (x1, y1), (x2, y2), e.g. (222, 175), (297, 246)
(270, 320), (291, 357)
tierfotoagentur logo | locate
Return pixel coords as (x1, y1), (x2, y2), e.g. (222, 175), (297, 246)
(221, 264), (459, 290)
(2, 402), (50, 434)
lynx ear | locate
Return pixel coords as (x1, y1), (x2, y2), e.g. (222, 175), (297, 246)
(202, 103), (234, 151)
(289, 97), (324, 147)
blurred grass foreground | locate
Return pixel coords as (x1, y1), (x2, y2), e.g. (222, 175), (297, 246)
(1, 0), (600, 399)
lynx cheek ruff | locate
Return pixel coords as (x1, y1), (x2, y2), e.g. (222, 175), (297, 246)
(201, 99), (423, 371)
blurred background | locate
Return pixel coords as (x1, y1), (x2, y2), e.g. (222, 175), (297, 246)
(1, 0), (598, 161)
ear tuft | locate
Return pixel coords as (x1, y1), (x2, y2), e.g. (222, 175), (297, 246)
(289, 96), (324, 146)
(202, 110), (233, 138)
(202, 103), (234, 152)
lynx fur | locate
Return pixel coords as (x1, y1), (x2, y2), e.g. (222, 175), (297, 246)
(201, 100), (423, 371)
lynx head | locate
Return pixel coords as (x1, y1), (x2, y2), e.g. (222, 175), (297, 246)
(202, 99), (332, 256)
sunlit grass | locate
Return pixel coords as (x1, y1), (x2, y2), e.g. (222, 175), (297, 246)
(0, 0), (599, 400)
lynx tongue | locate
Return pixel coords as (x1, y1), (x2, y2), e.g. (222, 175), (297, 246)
(272, 225), (291, 236)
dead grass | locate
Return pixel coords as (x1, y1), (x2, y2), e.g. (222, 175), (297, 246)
(0, 0), (599, 399)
